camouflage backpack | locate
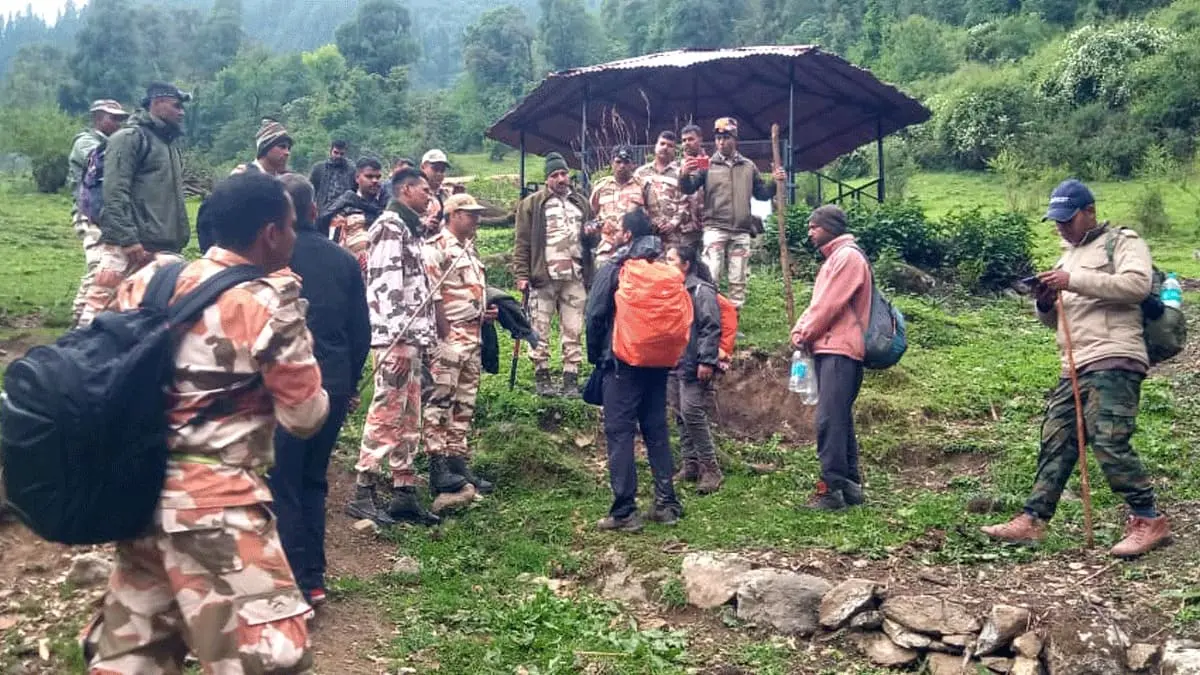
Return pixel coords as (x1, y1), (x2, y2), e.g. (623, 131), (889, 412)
(1105, 228), (1187, 365)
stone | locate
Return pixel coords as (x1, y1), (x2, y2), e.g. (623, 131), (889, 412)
(976, 604), (1032, 656)
(927, 653), (971, 675)
(884, 618), (932, 649)
(1163, 640), (1200, 675)
(857, 632), (919, 667)
(1013, 632), (1043, 659)
(681, 552), (753, 609)
(882, 595), (981, 636)
(1011, 656), (1042, 675)
(390, 556), (420, 576)
(431, 484), (477, 513)
(849, 611), (884, 630)
(1127, 643), (1160, 672)
(944, 634), (974, 648)
(352, 518), (380, 534)
(819, 578), (878, 629)
(884, 262), (937, 294)
(600, 566), (647, 605)
(927, 638), (965, 655)
(982, 656), (1015, 673)
(735, 570), (831, 636)
(66, 553), (113, 588)
(1044, 617), (1127, 675)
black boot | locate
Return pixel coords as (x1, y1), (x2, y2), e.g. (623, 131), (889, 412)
(535, 369), (559, 397)
(561, 371), (581, 399)
(429, 455), (469, 494)
(448, 456), (494, 495)
(387, 486), (441, 526)
(345, 484), (398, 526)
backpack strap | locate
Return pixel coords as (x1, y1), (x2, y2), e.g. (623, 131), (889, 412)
(142, 261), (188, 312)
(167, 264), (266, 326)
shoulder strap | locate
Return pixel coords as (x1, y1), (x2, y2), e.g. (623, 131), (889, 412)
(845, 244), (877, 336)
(142, 261), (188, 312)
(1104, 226), (1126, 265)
(167, 264), (265, 326)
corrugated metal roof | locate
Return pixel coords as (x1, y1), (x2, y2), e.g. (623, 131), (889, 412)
(486, 46), (931, 172)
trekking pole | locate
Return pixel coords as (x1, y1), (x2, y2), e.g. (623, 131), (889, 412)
(508, 286), (530, 390)
(771, 124), (796, 326)
(1057, 292), (1095, 549)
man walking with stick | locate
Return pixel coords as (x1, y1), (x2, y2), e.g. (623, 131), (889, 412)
(982, 179), (1171, 558)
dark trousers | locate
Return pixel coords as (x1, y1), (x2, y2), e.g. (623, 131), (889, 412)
(814, 354), (864, 490)
(267, 394), (352, 594)
(603, 362), (680, 518)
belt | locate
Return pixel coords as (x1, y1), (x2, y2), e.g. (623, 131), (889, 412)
(169, 453), (269, 476)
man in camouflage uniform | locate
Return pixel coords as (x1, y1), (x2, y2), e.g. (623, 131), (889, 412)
(322, 157), (386, 277)
(514, 152), (595, 397)
(68, 99), (129, 325)
(423, 194), (496, 512)
(589, 145), (647, 269)
(347, 167), (442, 527)
(420, 149), (453, 237)
(81, 173), (329, 673)
(676, 124), (707, 249)
(982, 180), (1171, 558)
(636, 131), (688, 248)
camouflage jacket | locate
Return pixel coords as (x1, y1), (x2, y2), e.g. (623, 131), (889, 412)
(635, 162), (685, 236)
(115, 247), (330, 509)
(366, 201), (437, 349)
(589, 175), (646, 258)
(423, 229), (486, 347)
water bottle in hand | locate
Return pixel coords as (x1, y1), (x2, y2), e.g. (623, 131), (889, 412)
(1162, 273), (1183, 310)
(789, 349), (818, 405)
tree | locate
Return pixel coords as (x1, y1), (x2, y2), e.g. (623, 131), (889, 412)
(63, 0), (145, 111)
(537, 0), (601, 71)
(0, 44), (69, 107)
(876, 15), (961, 83)
(334, 0), (419, 76)
(464, 6), (534, 97)
(194, 0), (244, 77)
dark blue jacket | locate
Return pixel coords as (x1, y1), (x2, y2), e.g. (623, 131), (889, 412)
(289, 218), (371, 397)
(584, 235), (663, 368)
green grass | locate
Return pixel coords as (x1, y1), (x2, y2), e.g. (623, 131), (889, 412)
(448, 152), (526, 180)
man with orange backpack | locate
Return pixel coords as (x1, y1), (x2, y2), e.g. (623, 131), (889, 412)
(585, 209), (692, 532)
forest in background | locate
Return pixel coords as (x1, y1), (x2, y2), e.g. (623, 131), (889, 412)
(2, 0), (1200, 194)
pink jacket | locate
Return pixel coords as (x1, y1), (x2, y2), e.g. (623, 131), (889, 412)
(791, 234), (872, 361)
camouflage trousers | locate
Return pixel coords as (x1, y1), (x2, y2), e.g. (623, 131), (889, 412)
(71, 210), (104, 325)
(529, 278), (586, 374)
(702, 229), (751, 308)
(424, 339), (481, 458)
(76, 245), (177, 328)
(1024, 369), (1156, 521)
(355, 344), (423, 487)
(81, 503), (313, 674)
(660, 228), (702, 252)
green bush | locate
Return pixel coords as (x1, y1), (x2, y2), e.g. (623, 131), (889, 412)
(32, 153), (68, 193)
(848, 200), (946, 270)
(943, 209), (1035, 291)
(1133, 186), (1171, 235)
(0, 104), (77, 193)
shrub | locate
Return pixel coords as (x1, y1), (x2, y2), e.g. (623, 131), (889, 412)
(943, 209), (1035, 291)
(848, 200), (946, 270)
(0, 104), (77, 193)
(965, 16), (1057, 64)
(933, 79), (1039, 170)
(1039, 22), (1174, 109)
(1133, 186), (1170, 235)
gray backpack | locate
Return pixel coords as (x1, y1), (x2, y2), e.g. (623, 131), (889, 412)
(850, 246), (908, 370)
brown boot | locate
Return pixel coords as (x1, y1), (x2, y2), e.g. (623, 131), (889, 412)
(696, 458), (724, 495)
(981, 513), (1046, 544)
(1110, 514), (1171, 558)
(674, 458), (700, 483)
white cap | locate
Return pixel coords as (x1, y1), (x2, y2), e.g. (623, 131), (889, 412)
(421, 149), (450, 166)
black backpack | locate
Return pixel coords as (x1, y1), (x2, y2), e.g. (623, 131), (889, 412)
(0, 261), (263, 545)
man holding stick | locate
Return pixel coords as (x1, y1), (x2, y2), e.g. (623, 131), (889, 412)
(981, 179), (1170, 558)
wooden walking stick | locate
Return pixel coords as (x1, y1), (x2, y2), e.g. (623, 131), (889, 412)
(1057, 292), (1095, 548)
(771, 124), (796, 326)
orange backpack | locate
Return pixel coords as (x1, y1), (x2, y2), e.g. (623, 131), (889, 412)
(613, 259), (694, 367)
(716, 293), (738, 360)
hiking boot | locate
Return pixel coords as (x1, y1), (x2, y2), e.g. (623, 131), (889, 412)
(447, 456), (494, 495)
(431, 483), (478, 514)
(804, 481), (847, 512)
(980, 513), (1046, 544)
(595, 511), (645, 533)
(696, 458), (724, 495)
(1110, 514), (1172, 558)
(843, 480), (865, 506)
(387, 486), (441, 526)
(535, 369), (559, 397)
(561, 371), (581, 399)
(345, 485), (398, 526)
(674, 458), (700, 483)
(429, 455), (469, 494)
(647, 503), (684, 526)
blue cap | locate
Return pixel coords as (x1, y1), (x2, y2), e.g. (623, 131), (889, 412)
(1043, 179), (1094, 222)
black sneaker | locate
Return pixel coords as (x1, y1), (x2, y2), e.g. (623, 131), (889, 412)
(346, 485), (398, 526)
(843, 481), (865, 506)
(647, 503), (683, 526)
(804, 481), (847, 512)
(596, 512), (644, 533)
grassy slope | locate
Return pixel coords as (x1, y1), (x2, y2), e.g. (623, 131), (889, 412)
(3, 169), (1200, 673)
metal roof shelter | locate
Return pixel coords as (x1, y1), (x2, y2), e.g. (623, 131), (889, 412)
(486, 45), (931, 203)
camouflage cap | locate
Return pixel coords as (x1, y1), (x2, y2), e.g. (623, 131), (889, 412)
(89, 99), (129, 117)
(444, 193), (486, 215)
(714, 117), (738, 137)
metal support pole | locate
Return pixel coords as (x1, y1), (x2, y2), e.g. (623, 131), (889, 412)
(787, 65), (796, 205)
(518, 131), (527, 199)
(876, 117), (886, 203)
(580, 86), (590, 194)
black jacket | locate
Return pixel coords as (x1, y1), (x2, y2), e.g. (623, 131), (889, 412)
(678, 272), (721, 379)
(310, 159), (357, 212)
(481, 288), (539, 374)
(317, 189), (385, 235)
(289, 218), (371, 396)
(584, 235), (664, 368)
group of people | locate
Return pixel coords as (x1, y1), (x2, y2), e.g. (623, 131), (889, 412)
(59, 83), (1173, 673)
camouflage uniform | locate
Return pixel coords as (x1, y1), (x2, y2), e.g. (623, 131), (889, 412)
(1025, 370), (1154, 521)
(672, 158), (705, 249)
(635, 162), (687, 248)
(332, 211), (372, 277)
(422, 230), (486, 458)
(356, 204), (438, 487)
(530, 195), (587, 375)
(77, 245), (147, 328)
(589, 175), (646, 268)
(82, 247), (330, 674)
(68, 129), (106, 325)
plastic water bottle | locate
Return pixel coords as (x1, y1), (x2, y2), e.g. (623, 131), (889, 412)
(1162, 273), (1183, 309)
(789, 349), (819, 405)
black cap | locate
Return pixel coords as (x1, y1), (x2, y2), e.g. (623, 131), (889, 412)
(613, 145), (635, 163)
(142, 82), (192, 108)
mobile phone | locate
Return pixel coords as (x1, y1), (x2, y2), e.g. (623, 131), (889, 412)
(1020, 276), (1041, 287)
(695, 156), (710, 170)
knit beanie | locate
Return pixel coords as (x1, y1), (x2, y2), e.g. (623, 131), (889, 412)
(256, 118), (291, 157)
(809, 204), (848, 235)
(544, 152), (569, 177)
